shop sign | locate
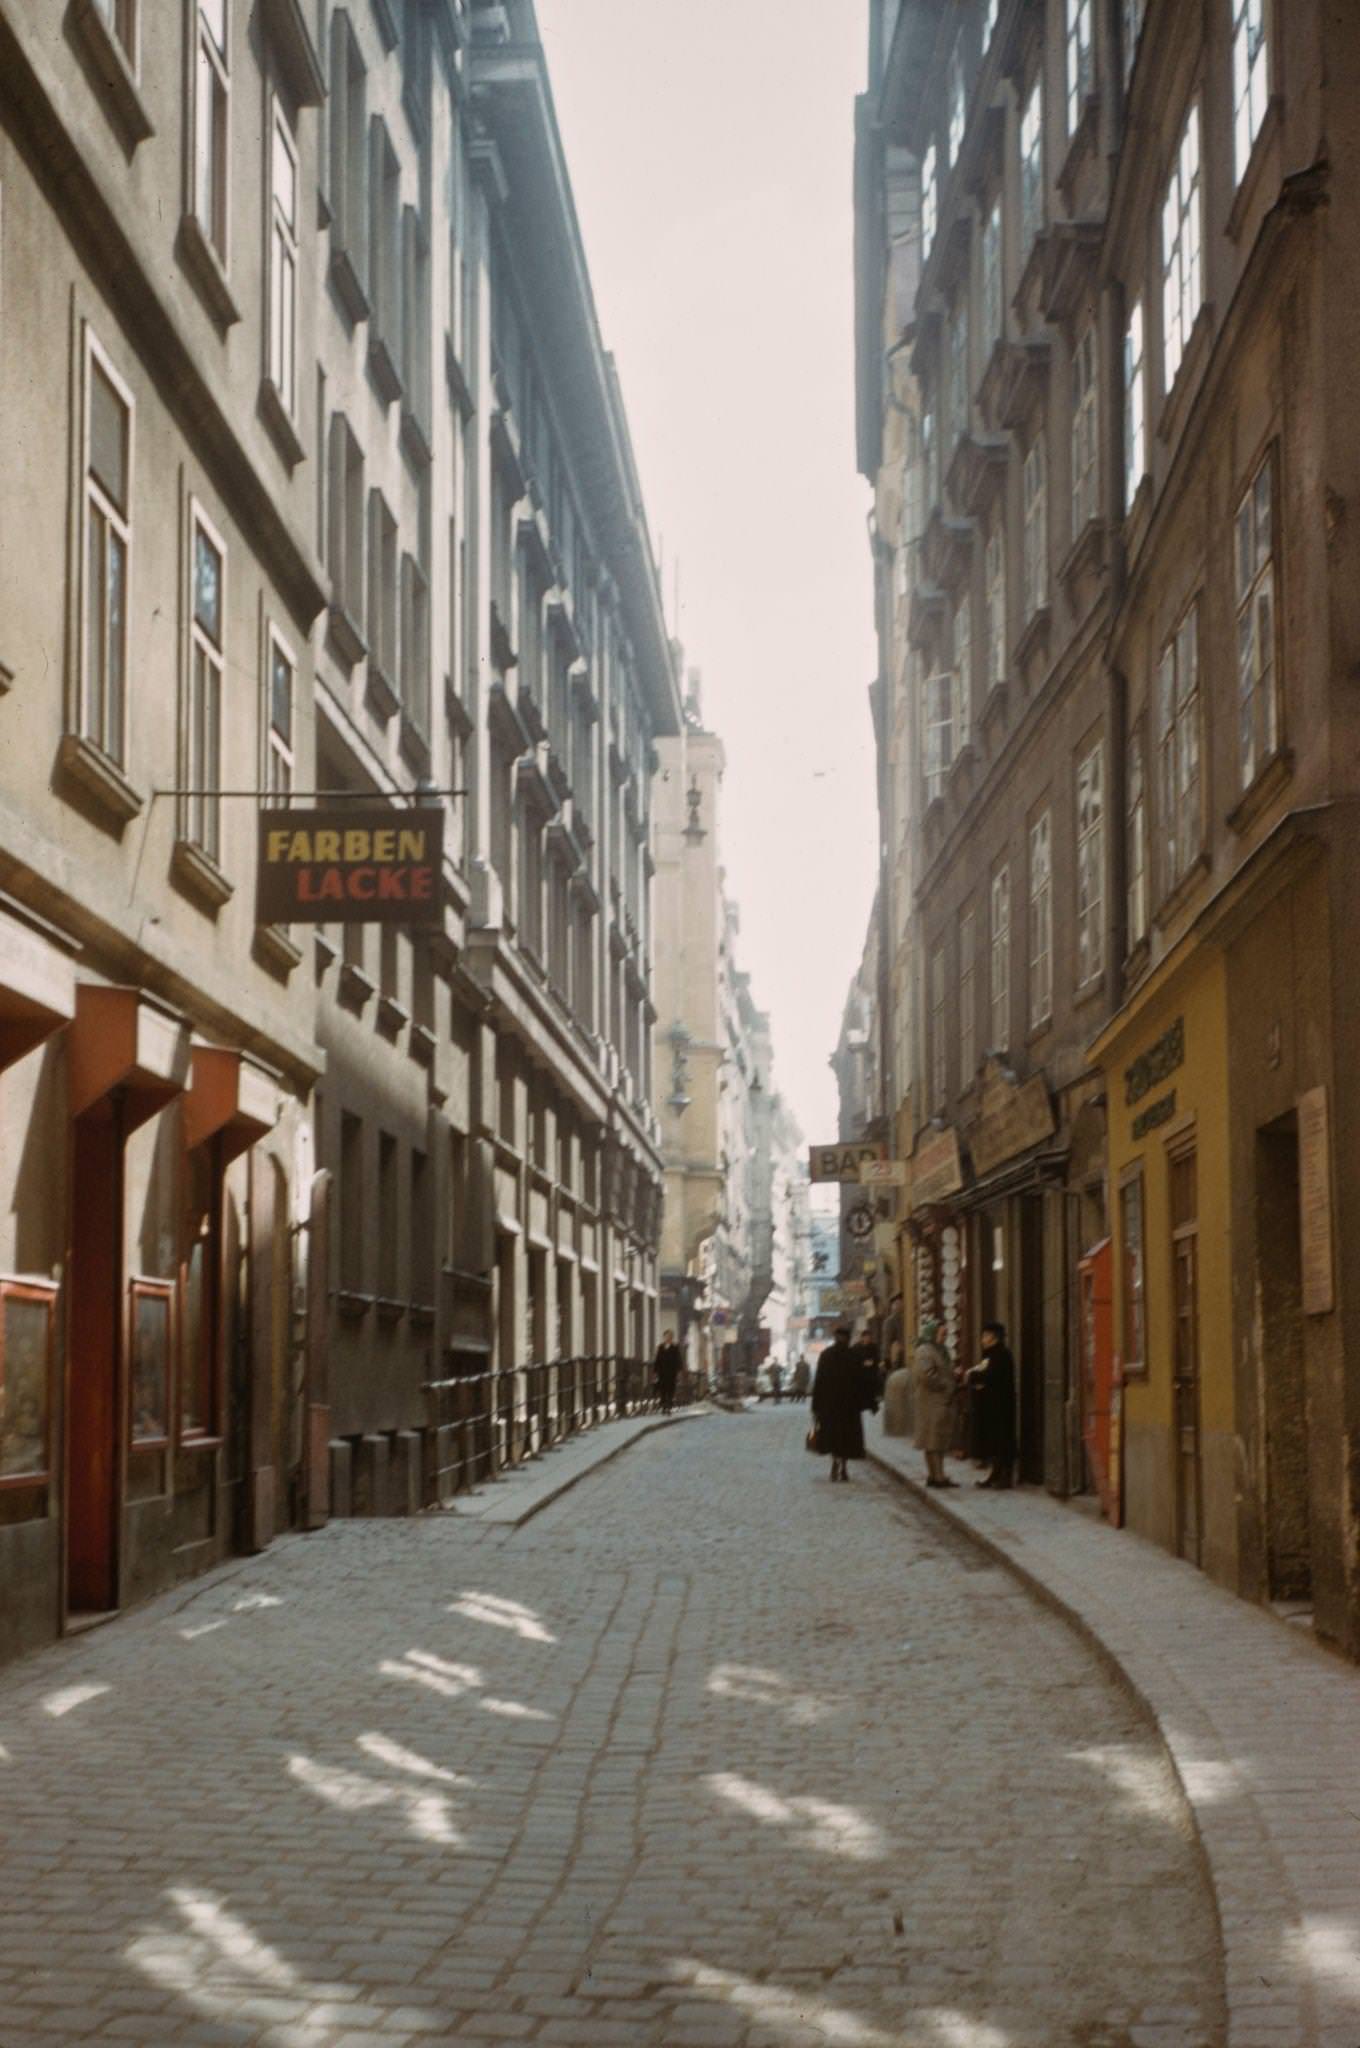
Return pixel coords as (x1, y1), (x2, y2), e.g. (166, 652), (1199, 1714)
(1132, 1091), (1177, 1141)
(859, 1158), (908, 1187)
(256, 807), (444, 925)
(809, 1139), (888, 1183)
(844, 1203), (876, 1243)
(911, 1125), (964, 1208)
(1299, 1085), (1335, 1316)
(969, 1059), (1056, 1177)
(1124, 1017), (1185, 1107)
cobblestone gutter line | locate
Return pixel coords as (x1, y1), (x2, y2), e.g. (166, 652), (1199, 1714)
(868, 1430), (1360, 2048)
(447, 1406), (711, 1528)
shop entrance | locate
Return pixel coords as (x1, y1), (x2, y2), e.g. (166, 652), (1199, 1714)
(1170, 1140), (1202, 1567)
(1018, 1197), (1045, 1485)
(1257, 1113), (1311, 1602)
(66, 1103), (124, 1618)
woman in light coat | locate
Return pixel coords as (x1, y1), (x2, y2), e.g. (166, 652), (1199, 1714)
(913, 1319), (958, 1489)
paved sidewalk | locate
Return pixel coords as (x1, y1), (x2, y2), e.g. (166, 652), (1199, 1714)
(869, 1424), (1360, 2048)
(443, 1405), (708, 1525)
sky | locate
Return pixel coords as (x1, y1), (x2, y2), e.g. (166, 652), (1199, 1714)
(535, 0), (879, 1144)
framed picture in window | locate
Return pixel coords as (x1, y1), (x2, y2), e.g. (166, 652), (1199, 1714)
(0, 1280), (55, 1487)
(129, 1278), (173, 1448)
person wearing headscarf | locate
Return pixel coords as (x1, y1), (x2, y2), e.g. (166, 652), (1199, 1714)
(913, 1318), (957, 1488)
(966, 1321), (1018, 1488)
(810, 1326), (879, 1481)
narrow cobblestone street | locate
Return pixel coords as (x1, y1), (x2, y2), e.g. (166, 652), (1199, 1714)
(0, 1410), (1224, 2048)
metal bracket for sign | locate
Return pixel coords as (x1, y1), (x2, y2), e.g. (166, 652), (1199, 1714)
(150, 787), (467, 802)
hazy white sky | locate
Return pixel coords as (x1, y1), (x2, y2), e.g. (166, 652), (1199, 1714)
(535, 0), (879, 1144)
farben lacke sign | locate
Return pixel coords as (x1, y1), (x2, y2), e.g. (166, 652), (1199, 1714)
(256, 807), (443, 925)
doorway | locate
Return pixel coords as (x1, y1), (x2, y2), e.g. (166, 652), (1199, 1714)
(1018, 1197), (1045, 1485)
(66, 1103), (123, 1618)
(1170, 1139), (1202, 1567)
(1257, 1114), (1311, 1601)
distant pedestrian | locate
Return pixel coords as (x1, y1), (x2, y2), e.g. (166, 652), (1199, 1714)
(790, 1356), (811, 1402)
(653, 1331), (682, 1415)
(811, 1326), (879, 1483)
(966, 1322), (1018, 1489)
(770, 1363), (784, 1404)
(913, 1319), (957, 1489)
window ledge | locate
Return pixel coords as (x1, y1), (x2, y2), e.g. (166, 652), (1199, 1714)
(254, 923), (303, 978)
(57, 732), (143, 826)
(176, 214), (240, 331)
(336, 1289), (374, 1324)
(1014, 602), (1051, 672)
(399, 712), (432, 775)
(368, 333), (404, 408)
(338, 960), (375, 1013)
(1123, 473), (1152, 560)
(409, 1301), (436, 1331)
(330, 245), (370, 326)
(1226, 747), (1293, 834)
(400, 404), (433, 470)
(366, 663), (400, 723)
(259, 378), (305, 470)
(1072, 971), (1107, 1012)
(1059, 515), (1107, 593)
(370, 0), (399, 48)
(376, 992), (410, 1040)
(1026, 1015), (1054, 1047)
(1158, 306), (1213, 449)
(1123, 936), (1152, 986)
(409, 1021), (437, 1067)
(445, 333), (475, 421)
(979, 678), (1009, 731)
(68, 0), (153, 148)
(314, 929), (338, 974)
(1154, 851), (1210, 930)
(328, 602), (367, 669)
(1226, 98), (1283, 243)
(172, 838), (234, 914)
(1056, 91), (1100, 206)
(375, 1295), (407, 1325)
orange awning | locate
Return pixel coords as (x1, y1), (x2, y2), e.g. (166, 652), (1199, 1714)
(68, 986), (191, 1129)
(184, 1046), (280, 1161)
(0, 897), (76, 1070)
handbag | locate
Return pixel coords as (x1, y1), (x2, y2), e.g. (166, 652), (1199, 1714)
(805, 1420), (822, 1454)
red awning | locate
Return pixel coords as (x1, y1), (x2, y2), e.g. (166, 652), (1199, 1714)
(183, 1047), (279, 1162)
(0, 897), (76, 1070)
(68, 987), (191, 1129)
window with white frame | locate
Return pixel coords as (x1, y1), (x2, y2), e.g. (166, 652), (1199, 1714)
(367, 491), (398, 685)
(329, 11), (368, 288)
(370, 116), (401, 361)
(982, 194), (1003, 351)
(959, 904), (977, 1086)
(953, 590), (972, 755)
(1235, 449), (1277, 788)
(1023, 429), (1048, 617)
(1071, 325), (1098, 535)
(193, 0), (229, 261)
(1162, 103), (1203, 390)
(93, 0), (137, 63)
(1028, 810), (1053, 1026)
(82, 337), (132, 766)
(1075, 741), (1105, 987)
(1232, 0), (1269, 184)
(268, 106), (298, 413)
(923, 668), (953, 801)
(922, 142), (938, 261)
(1124, 297), (1146, 510)
(930, 943), (948, 1114)
(1020, 77), (1044, 256)
(948, 41), (966, 165)
(187, 512), (224, 861)
(328, 413), (364, 627)
(985, 524), (1005, 688)
(1066, 0), (1094, 133)
(400, 551), (431, 735)
(947, 301), (969, 450)
(1157, 605), (1202, 890)
(266, 632), (294, 798)
(990, 865), (1011, 1052)
(1123, 0), (1146, 86)
(1127, 724), (1148, 948)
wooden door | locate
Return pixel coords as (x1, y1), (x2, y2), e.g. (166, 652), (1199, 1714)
(1170, 1143), (1202, 1567)
(66, 1108), (123, 1617)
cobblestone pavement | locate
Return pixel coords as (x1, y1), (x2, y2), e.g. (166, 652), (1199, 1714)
(0, 1406), (1224, 2048)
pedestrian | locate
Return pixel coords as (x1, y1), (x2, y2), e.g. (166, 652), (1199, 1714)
(653, 1330), (683, 1415)
(966, 1321), (1018, 1489)
(852, 1327), (883, 1400)
(810, 1325), (879, 1482)
(790, 1355), (811, 1402)
(770, 1362), (784, 1404)
(913, 1318), (957, 1489)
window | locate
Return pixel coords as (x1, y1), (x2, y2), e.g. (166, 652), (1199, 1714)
(328, 10), (368, 292)
(1028, 810), (1052, 1026)
(922, 142), (937, 261)
(267, 107), (298, 414)
(1127, 726), (1148, 948)
(1162, 103), (1203, 389)
(982, 195), (1003, 351)
(367, 490), (398, 685)
(959, 905), (977, 1087)
(0, 1281), (55, 1490)
(327, 414), (365, 629)
(266, 632), (294, 797)
(1066, 0), (1094, 134)
(193, 0), (229, 260)
(93, 0), (137, 62)
(946, 301), (969, 451)
(182, 1146), (221, 1439)
(400, 551), (430, 734)
(378, 1134), (398, 1299)
(1020, 77), (1044, 257)
(1123, 0), (1146, 86)
(401, 205), (431, 434)
(520, 806), (544, 957)
(1232, 0), (1269, 183)
(923, 668), (953, 802)
(983, 0), (999, 45)
(922, 401), (938, 510)
(82, 339), (132, 765)
(1119, 1170), (1146, 1375)
(1076, 742), (1105, 987)
(930, 943), (947, 1114)
(947, 42), (966, 165)
(952, 591), (972, 755)
(1023, 430), (1048, 617)
(187, 513), (224, 861)
(1071, 324), (1098, 534)
(129, 1280), (172, 1448)
(985, 525), (1006, 688)
(1157, 604), (1202, 890)
(369, 116), (401, 370)
(411, 1149), (434, 1308)
(990, 866), (1011, 1052)
(1235, 450), (1277, 787)
(1124, 298), (1146, 509)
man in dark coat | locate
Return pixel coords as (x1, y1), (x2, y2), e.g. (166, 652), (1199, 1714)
(811, 1327), (879, 1482)
(653, 1331), (683, 1415)
(966, 1321), (1018, 1488)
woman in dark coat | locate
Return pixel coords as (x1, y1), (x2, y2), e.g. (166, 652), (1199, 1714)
(966, 1321), (1018, 1488)
(811, 1328), (879, 1482)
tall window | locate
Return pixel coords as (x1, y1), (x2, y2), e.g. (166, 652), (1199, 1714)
(1157, 605), (1202, 890)
(1127, 726), (1148, 949)
(327, 414), (364, 628)
(948, 42), (966, 165)
(400, 552), (430, 734)
(947, 302), (969, 450)
(1075, 742), (1105, 987)
(1028, 811), (1052, 1026)
(82, 341), (131, 765)
(1124, 298), (1146, 509)
(982, 195), (1003, 350)
(194, 0), (229, 261)
(990, 866), (1011, 1052)
(1020, 78), (1044, 256)
(985, 525), (1005, 688)
(923, 668), (953, 801)
(188, 515), (224, 861)
(1071, 325), (1098, 534)
(930, 944), (947, 1114)
(93, 0), (137, 62)
(959, 905), (977, 1087)
(369, 117), (402, 363)
(266, 634), (293, 797)
(328, 11), (368, 292)
(1066, 0), (1094, 133)
(1023, 430), (1048, 617)
(1123, 0), (1146, 86)
(1162, 103), (1203, 390)
(1235, 450), (1277, 787)
(922, 143), (938, 261)
(268, 108), (298, 414)
(1232, 0), (1269, 183)
(367, 491), (398, 686)
(952, 590), (972, 755)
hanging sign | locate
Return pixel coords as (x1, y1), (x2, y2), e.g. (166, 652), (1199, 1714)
(256, 807), (444, 925)
(810, 1140), (887, 1183)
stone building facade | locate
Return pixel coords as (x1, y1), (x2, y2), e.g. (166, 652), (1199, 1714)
(0, 0), (675, 1662)
(858, 0), (1360, 1653)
